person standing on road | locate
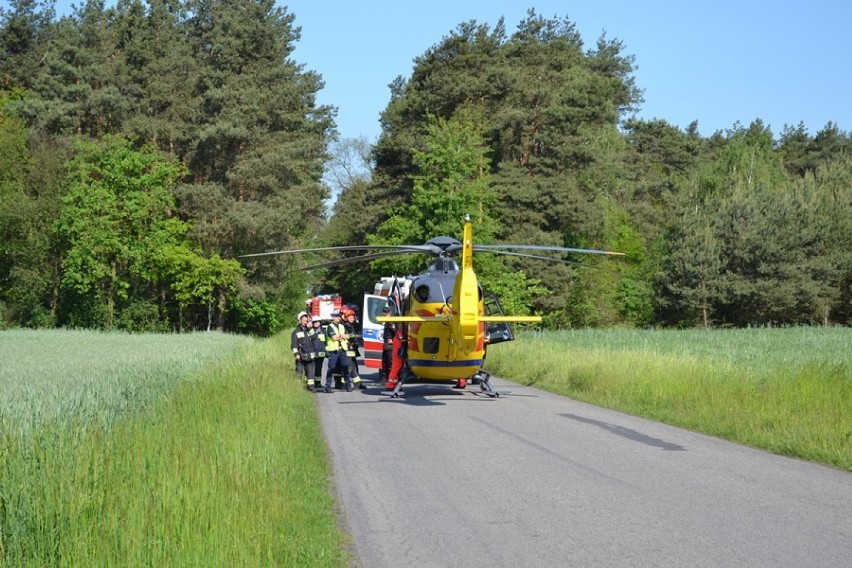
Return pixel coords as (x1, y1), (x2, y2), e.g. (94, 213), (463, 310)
(324, 310), (353, 392)
(291, 312), (318, 391)
(381, 305), (395, 383)
(386, 320), (405, 391)
(343, 309), (366, 390)
(309, 315), (326, 389)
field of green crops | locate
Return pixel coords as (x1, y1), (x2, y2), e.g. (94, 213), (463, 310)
(1, 329), (253, 430)
(3, 326), (849, 565)
(487, 327), (852, 470)
(0, 329), (348, 567)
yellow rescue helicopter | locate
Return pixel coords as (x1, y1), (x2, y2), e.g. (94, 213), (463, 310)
(240, 214), (623, 398)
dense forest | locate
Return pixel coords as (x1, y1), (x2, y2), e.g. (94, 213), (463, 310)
(1, 0), (850, 334)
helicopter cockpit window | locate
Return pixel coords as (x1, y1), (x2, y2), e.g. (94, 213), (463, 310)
(414, 285), (430, 303)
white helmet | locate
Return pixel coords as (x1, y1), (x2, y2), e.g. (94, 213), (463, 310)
(311, 315), (321, 323)
(297, 311), (308, 321)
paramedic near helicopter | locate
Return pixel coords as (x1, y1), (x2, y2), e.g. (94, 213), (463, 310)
(386, 316), (405, 391)
(324, 310), (353, 392)
(290, 311), (319, 391)
(381, 305), (395, 382)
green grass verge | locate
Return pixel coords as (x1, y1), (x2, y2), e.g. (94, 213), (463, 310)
(486, 327), (852, 470)
(1, 332), (348, 567)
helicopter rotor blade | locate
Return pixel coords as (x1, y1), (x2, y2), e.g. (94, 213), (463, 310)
(478, 249), (607, 270)
(239, 244), (438, 259)
(474, 244), (625, 256)
(293, 249), (429, 271)
(240, 240), (624, 261)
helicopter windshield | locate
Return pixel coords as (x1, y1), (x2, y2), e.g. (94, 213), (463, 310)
(412, 272), (483, 305)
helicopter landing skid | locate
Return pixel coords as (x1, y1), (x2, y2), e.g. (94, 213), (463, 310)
(380, 370), (499, 398)
(381, 370), (410, 398)
(380, 385), (405, 398)
(474, 369), (499, 398)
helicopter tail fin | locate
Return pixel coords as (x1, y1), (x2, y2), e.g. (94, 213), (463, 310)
(452, 215), (480, 354)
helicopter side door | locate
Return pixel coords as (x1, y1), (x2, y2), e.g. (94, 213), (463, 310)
(484, 293), (515, 346)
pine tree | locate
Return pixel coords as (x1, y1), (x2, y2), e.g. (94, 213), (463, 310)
(175, 0), (335, 329)
(0, 0), (55, 91)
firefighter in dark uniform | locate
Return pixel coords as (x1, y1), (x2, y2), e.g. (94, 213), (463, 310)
(380, 305), (395, 382)
(291, 311), (318, 391)
(324, 310), (352, 392)
(342, 308), (366, 390)
(309, 315), (326, 389)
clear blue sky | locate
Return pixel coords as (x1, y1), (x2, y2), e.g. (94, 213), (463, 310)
(27, 0), (852, 141)
(283, 0), (850, 142)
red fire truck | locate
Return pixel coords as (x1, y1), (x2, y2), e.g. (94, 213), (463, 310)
(304, 293), (343, 321)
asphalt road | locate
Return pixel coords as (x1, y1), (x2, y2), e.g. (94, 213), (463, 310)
(316, 370), (852, 568)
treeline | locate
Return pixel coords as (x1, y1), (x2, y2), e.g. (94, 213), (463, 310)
(324, 13), (852, 328)
(1, 2), (850, 333)
(1, 0), (331, 333)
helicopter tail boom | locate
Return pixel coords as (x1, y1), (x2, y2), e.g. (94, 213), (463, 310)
(377, 315), (540, 324)
(479, 316), (542, 323)
(376, 315), (450, 323)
